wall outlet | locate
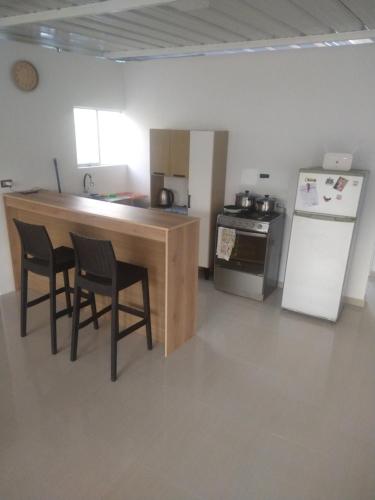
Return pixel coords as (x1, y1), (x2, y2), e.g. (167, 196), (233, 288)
(1, 179), (13, 188)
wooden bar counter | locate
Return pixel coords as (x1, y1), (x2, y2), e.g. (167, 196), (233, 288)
(4, 190), (199, 356)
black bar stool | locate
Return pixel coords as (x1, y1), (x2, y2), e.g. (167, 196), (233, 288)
(13, 219), (98, 354)
(70, 233), (153, 382)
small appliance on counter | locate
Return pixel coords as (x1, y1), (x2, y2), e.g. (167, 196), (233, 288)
(157, 188), (174, 207)
(214, 193), (285, 301)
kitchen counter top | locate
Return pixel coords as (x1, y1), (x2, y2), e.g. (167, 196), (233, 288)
(4, 190), (197, 242)
(4, 190), (199, 356)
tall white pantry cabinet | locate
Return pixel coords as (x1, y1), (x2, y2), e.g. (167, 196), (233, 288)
(150, 129), (228, 275)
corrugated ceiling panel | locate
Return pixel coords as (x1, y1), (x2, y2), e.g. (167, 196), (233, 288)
(0, 0), (374, 59)
(0, 6), (19, 17)
(343, 0), (375, 29)
(57, 17), (168, 47)
(206, 0), (299, 38)
(241, 0), (329, 35)
(182, 6), (268, 40)
(0, 27), (118, 56)
(90, 14), (195, 46)
(0, 0), (100, 17)
(53, 18), (157, 48)
(114, 9), (219, 44)
(292, 0), (364, 32)
(139, 4), (249, 42)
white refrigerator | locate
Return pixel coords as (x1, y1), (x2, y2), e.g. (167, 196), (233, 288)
(282, 167), (368, 321)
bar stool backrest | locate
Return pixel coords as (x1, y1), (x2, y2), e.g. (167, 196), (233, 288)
(70, 232), (116, 279)
(14, 219), (53, 261)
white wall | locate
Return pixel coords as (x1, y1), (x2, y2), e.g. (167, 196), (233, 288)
(0, 41), (127, 295)
(370, 249), (375, 275)
(122, 44), (375, 303)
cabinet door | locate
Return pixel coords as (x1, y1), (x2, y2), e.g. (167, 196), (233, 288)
(188, 131), (215, 268)
(169, 130), (190, 177)
(150, 129), (170, 175)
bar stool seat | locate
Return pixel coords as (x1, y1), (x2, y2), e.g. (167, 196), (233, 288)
(25, 246), (75, 276)
(70, 233), (153, 382)
(79, 262), (146, 295)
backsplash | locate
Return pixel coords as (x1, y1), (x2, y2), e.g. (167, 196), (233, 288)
(163, 176), (188, 206)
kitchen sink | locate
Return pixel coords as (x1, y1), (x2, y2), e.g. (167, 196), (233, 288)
(77, 192), (149, 207)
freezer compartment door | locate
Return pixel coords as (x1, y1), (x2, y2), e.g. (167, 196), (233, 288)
(282, 215), (354, 321)
(295, 171), (363, 218)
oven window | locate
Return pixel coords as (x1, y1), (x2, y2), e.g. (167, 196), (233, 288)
(217, 230), (267, 275)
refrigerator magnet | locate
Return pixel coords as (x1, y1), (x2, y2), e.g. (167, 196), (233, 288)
(336, 194), (342, 201)
(333, 176), (348, 192)
(323, 196), (332, 202)
(325, 177), (334, 186)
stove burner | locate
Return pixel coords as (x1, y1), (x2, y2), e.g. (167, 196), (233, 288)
(222, 206), (280, 222)
(222, 205), (247, 214)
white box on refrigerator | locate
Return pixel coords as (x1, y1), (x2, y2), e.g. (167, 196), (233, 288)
(323, 153), (353, 171)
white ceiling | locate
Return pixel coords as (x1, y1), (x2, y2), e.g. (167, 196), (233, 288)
(0, 0), (374, 61)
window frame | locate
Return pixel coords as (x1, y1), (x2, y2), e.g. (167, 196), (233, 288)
(73, 106), (128, 169)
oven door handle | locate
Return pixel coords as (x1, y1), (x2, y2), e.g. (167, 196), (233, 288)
(235, 230), (267, 238)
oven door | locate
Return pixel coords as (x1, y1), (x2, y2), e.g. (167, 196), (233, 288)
(215, 226), (268, 275)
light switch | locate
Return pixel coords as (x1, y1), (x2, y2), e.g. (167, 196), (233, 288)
(1, 179), (13, 189)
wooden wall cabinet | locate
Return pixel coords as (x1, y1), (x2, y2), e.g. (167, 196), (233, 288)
(150, 129), (228, 274)
(169, 130), (190, 177)
(150, 129), (170, 176)
(150, 129), (190, 177)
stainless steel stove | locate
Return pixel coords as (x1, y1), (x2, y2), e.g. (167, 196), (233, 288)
(214, 210), (285, 301)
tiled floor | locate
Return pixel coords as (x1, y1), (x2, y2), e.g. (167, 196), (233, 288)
(1, 279), (375, 500)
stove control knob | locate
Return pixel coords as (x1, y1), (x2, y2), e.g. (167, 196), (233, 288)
(257, 224), (263, 230)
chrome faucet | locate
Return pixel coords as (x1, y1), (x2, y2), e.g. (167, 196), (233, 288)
(83, 173), (94, 194)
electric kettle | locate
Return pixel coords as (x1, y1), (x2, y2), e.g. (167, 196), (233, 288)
(158, 188), (174, 207)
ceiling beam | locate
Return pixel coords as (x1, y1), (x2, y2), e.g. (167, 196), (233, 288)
(107, 29), (375, 59)
(0, 0), (175, 28)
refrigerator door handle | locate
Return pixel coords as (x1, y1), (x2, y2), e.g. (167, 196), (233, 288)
(294, 210), (356, 223)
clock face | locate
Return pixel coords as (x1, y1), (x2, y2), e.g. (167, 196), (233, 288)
(11, 61), (39, 91)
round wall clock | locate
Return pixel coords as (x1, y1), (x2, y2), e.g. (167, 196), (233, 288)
(11, 60), (39, 91)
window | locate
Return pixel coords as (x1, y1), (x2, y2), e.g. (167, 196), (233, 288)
(73, 107), (127, 167)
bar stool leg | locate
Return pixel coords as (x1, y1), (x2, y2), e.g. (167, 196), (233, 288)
(20, 265), (28, 337)
(70, 285), (82, 361)
(142, 273), (153, 351)
(89, 293), (99, 330)
(49, 273), (57, 355)
(63, 269), (72, 317)
(111, 291), (119, 382)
